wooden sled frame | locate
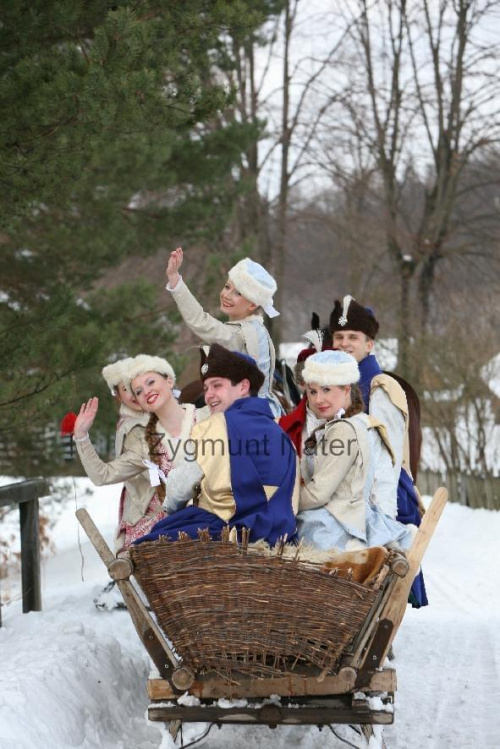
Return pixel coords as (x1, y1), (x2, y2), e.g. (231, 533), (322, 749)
(76, 487), (447, 742)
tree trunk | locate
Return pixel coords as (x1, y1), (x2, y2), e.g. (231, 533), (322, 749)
(270, 0), (292, 347)
(418, 252), (439, 335)
(399, 270), (411, 379)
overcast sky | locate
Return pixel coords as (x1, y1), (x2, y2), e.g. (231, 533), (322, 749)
(252, 0), (500, 201)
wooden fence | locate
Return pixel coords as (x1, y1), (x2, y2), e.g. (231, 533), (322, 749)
(0, 479), (50, 627)
(417, 470), (500, 511)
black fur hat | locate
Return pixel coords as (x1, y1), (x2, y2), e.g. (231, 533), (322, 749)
(329, 295), (379, 340)
(200, 344), (265, 393)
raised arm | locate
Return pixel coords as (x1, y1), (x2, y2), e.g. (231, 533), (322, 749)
(166, 246), (184, 289)
(165, 247), (244, 348)
(74, 397), (99, 440)
(74, 399), (147, 486)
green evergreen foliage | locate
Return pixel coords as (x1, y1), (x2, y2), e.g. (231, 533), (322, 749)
(0, 0), (279, 473)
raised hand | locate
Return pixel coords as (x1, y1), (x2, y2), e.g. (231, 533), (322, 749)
(166, 246), (183, 287)
(73, 397), (99, 439)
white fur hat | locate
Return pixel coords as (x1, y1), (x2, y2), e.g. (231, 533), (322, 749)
(124, 354), (176, 389)
(228, 258), (279, 317)
(302, 350), (360, 387)
(102, 359), (134, 395)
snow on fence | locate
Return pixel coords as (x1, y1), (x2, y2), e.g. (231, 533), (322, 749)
(418, 470), (500, 511)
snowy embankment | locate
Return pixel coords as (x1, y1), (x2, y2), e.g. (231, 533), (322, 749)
(1, 480), (499, 749)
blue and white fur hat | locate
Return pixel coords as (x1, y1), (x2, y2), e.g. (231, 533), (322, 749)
(302, 350), (360, 387)
(228, 258), (279, 317)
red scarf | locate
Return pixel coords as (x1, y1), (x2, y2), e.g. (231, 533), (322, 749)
(279, 395), (307, 456)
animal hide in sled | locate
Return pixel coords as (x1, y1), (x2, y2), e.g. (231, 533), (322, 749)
(320, 546), (389, 585)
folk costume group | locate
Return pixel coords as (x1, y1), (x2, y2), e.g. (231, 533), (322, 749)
(73, 247), (427, 609)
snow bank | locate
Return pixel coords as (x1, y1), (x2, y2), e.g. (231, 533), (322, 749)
(1, 481), (499, 748)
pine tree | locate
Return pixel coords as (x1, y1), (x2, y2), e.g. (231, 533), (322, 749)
(0, 0), (279, 471)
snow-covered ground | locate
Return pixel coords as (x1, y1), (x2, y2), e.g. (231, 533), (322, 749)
(1, 480), (499, 748)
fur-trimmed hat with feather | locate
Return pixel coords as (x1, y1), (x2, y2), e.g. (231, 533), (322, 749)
(296, 328), (333, 363)
(330, 295), (379, 339)
(294, 329), (335, 387)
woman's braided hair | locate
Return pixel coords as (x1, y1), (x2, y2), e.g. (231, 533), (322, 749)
(144, 413), (166, 502)
(344, 383), (365, 418)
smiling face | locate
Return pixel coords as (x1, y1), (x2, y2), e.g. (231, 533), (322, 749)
(219, 279), (258, 321)
(332, 330), (374, 363)
(203, 376), (250, 414)
(131, 371), (175, 412)
(306, 382), (350, 420)
(116, 382), (143, 412)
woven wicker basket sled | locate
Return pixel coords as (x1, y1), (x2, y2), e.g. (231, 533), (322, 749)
(77, 487), (447, 742)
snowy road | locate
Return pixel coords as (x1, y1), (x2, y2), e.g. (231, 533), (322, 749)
(0, 483), (499, 748)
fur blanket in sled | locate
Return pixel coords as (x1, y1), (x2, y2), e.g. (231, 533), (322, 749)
(248, 540), (392, 586)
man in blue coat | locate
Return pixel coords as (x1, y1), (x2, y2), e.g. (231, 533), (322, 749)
(330, 295), (427, 607)
(135, 344), (299, 546)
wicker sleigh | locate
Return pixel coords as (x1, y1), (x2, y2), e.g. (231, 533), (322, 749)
(76, 487), (447, 742)
(129, 530), (396, 681)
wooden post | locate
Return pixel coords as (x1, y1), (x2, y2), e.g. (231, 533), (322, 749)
(20, 497), (42, 613)
(0, 479), (49, 625)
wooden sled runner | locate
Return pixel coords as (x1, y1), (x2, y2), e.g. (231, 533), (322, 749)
(76, 487), (447, 743)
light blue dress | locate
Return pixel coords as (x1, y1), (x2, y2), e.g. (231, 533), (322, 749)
(250, 317), (283, 417)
